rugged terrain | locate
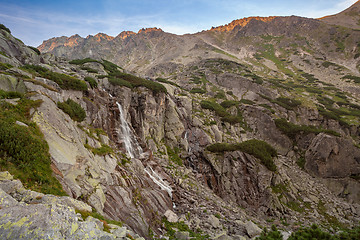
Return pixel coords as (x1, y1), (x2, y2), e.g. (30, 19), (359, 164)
(0, 1), (360, 240)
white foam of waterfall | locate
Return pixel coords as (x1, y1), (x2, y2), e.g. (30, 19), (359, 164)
(144, 166), (172, 198)
(116, 102), (142, 158)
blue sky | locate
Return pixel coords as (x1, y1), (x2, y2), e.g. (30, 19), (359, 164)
(0, 0), (357, 47)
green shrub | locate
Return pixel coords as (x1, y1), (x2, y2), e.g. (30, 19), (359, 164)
(84, 76), (98, 88)
(69, 58), (100, 65)
(214, 91), (226, 99)
(81, 66), (98, 73)
(162, 217), (209, 240)
(0, 89), (23, 99)
(288, 224), (334, 240)
(341, 75), (360, 84)
(206, 139), (277, 171)
(221, 115), (243, 124)
(200, 100), (227, 117)
(256, 225), (283, 240)
(27, 46), (40, 55)
(190, 88), (206, 94)
(21, 65), (87, 91)
(57, 98), (86, 122)
(220, 100), (238, 108)
(0, 62), (13, 70)
(275, 97), (301, 110)
(109, 77), (133, 89)
(0, 98), (66, 195)
(0, 23), (11, 33)
(274, 118), (340, 140)
(156, 78), (180, 87)
(240, 99), (255, 105)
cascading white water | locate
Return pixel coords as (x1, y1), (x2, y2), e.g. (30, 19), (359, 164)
(144, 166), (173, 198)
(116, 102), (142, 158)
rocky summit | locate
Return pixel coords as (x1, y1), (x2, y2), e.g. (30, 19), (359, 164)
(1, 1), (360, 240)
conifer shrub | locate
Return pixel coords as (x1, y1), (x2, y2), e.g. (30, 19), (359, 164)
(220, 100), (238, 108)
(108, 77), (133, 89)
(21, 64), (87, 91)
(155, 77), (180, 87)
(256, 225), (282, 240)
(274, 118), (340, 140)
(275, 97), (301, 110)
(190, 88), (206, 94)
(0, 23), (11, 33)
(0, 62), (13, 70)
(57, 98), (86, 122)
(27, 46), (40, 55)
(206, 139), (277, 171)
(84, 76), (98, 88)
(200, 100), (227, 117)
(69, 58), (100, 65)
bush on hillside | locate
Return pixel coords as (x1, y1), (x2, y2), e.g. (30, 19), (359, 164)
(57, 98), (86, 122)
(200, 100), (228, 117)
(84, 76), (98, 88)
(21, 64), (87, 91)
(27, 46), (40, 55)
(190, 88), (206, 94)
(206, 139), (277, 171)
(274, 118), (340, 140)
(69, 58), (100, 65)
(0, 23), (11, 33)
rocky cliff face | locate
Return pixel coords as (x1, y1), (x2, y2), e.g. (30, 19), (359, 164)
(1, 3), (360, 238)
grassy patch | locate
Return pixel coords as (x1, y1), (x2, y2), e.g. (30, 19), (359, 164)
(85, 143), (113, 156)
(76, 209), (123, 233)
(21, 65), (87, 91)
(206, 139), (277, 171)
(166, 145), (183, 166)
(0, 96), (66, 195)
(57, 98), (86, 122)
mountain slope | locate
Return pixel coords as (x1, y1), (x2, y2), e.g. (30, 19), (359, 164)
(320, 0), (360, 29)
(1, 4), (360, 239)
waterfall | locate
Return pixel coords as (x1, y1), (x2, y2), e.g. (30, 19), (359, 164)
(144, 166), (172, 198)
(116, 102), (142, 158)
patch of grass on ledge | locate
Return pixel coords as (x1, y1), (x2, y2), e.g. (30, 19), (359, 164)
(274, 118), (340, 140)
(206, 139), (277, 171)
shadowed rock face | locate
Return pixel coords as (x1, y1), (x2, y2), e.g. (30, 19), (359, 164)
(305, 133), (360, 178)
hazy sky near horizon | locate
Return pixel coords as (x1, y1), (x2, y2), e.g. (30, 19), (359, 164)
(0, 0), (357, 46)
